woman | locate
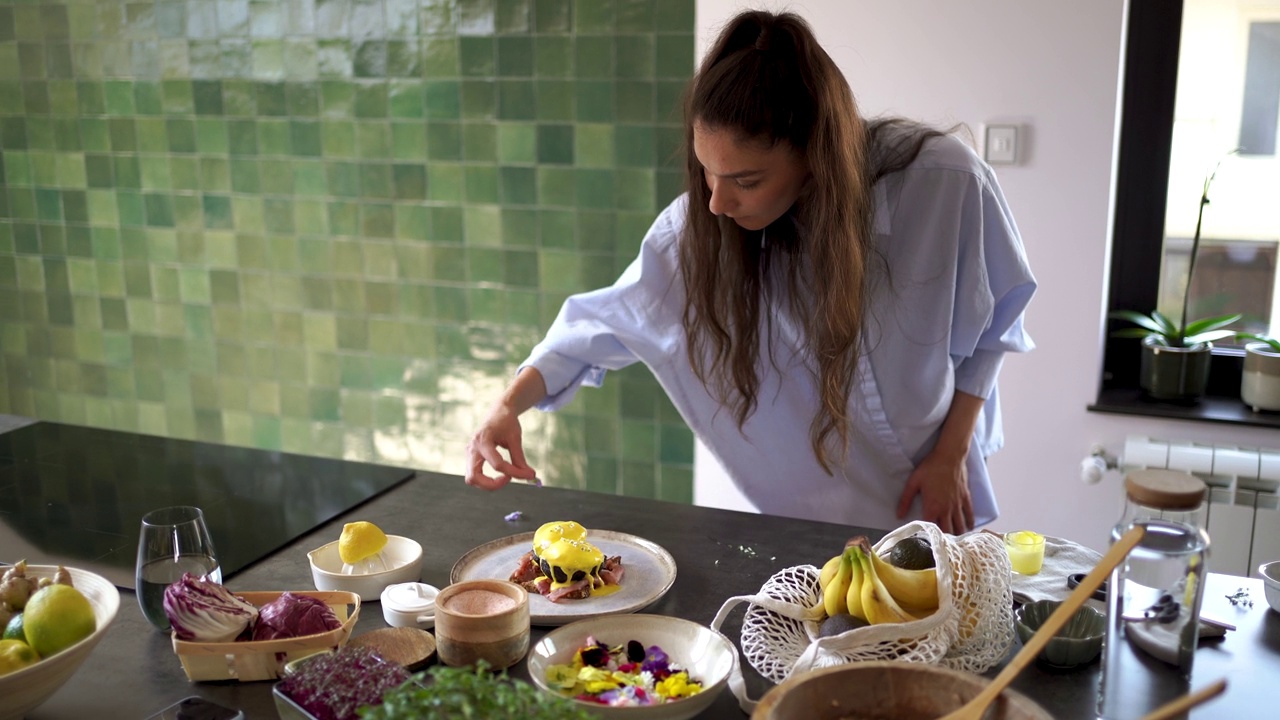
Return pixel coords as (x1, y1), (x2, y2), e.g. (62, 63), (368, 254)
(465, 10), (1035, 534)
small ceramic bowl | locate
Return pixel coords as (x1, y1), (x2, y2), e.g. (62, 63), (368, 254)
(308, 535), (424, 601)
(381, 582), (439, 629)
(1259, 560), (1280, 612)
(434, 579), (530, 670)
(528, 614), (737, 720)
(1014, 600), (1106, 668)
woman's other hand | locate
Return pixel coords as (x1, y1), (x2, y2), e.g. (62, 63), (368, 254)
(465, 367), (548, 490)
(896, 451), (974, 534)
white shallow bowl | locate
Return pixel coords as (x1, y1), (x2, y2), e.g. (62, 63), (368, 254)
(527, 614), (737, 720)
(0, 565), (121, 720)
(1260, 560), (1280, 612)
(308, 535), (423, 601)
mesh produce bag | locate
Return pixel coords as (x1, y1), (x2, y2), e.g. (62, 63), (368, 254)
(710, 522), (1015, 712)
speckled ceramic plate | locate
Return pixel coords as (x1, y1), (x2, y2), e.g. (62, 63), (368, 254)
(450, 531), (677, 626)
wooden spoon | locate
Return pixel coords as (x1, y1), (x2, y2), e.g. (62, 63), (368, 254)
(937, 525), (1147, 720)
(1138, 677), (1227, 720)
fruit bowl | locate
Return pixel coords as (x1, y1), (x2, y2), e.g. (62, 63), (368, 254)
(308, 535), (423, 601)
(527, 614), (737, 720)
(0, 565), (121, 720)
(752, 660), (1052, 719)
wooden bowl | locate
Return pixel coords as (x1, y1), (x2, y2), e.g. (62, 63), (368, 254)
(752, 661), (1053, 720)
(0, 566), (120, 720)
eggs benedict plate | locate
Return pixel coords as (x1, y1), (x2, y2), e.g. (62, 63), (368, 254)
(450, 525), (677, 626)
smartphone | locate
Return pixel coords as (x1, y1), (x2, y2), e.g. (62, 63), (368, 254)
(145, 696), (245, 720)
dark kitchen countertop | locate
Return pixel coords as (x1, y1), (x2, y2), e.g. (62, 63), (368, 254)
(6, 424), (1274, 719)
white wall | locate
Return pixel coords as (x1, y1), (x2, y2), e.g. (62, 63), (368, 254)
(692, 0), (1280, 551)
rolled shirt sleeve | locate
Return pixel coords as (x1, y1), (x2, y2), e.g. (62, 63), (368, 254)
(520, 197), (687, 411)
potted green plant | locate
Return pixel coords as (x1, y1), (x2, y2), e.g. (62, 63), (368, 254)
(1109, 152), (1241, 402)
(1236, 332), (1280, 412)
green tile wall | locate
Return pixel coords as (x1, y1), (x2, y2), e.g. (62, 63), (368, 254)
(0, 0), (697, 504)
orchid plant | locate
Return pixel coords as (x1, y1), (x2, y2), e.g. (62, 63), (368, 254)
(1109, 150), (1241, 347)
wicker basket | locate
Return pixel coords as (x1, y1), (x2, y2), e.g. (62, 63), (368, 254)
(171, 590), (361, 682)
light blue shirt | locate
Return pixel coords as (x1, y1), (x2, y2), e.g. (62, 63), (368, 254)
(523, 135), (1036, 529)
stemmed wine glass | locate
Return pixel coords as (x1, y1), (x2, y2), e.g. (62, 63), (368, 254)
(135, 505), (221, 632)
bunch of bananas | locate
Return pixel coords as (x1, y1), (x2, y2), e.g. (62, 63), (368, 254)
(815, 536), (939, 625)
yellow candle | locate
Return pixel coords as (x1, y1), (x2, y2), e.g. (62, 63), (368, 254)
(1004, 531), (1045, 575)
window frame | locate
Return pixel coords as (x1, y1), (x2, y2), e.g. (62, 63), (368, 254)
(1090, 0), (1280, 429)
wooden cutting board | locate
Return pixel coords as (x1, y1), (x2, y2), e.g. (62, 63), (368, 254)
(347, 627), (436, 671)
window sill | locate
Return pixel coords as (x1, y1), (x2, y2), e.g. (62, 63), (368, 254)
(1089, 388), (1280, 429)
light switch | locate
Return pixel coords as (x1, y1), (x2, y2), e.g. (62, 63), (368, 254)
(985, 125), (1018, 165)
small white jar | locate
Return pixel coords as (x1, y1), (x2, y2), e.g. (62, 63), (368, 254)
(381, 581), (439, 629)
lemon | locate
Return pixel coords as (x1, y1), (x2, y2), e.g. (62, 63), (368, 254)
(22, 585), (95, 659)
(2, 613), (24, 642)
(338, 521), (389, 565)
(0, 639), (40, 676)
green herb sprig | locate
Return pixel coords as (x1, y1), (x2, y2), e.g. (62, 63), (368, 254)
(359, 661), (594, 720)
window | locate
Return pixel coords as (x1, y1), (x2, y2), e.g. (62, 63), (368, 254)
(1093, 0), (1280, 429)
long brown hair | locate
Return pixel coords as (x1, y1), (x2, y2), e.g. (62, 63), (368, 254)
(679, 11), (939, 472)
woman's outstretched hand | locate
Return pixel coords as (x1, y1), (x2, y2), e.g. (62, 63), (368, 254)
(466, 403), (538, 490)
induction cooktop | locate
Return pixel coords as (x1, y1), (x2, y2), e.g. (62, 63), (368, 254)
(0, 422), (415, 589)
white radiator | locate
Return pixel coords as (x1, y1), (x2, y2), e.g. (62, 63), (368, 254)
(1122, 435), (1280, 578)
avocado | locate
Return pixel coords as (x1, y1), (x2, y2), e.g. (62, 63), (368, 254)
(886, 536), (935, 570)
(819, 613), (871, 637)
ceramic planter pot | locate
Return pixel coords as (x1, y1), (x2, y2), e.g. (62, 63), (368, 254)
(1241, 342), (1280, 412)
(1139, 337), (1212, 402)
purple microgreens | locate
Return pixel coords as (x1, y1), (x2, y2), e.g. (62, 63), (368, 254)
(504, 510), (523, 522)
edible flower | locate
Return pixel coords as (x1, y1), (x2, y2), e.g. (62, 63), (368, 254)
(545, 637), (703, 707)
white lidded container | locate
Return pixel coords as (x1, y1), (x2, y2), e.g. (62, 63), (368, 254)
(381, 582), (439, 629)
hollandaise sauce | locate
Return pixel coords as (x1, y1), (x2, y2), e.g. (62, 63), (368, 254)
(531, 520), (620, 594)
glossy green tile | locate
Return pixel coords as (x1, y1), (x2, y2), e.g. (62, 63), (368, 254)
(425, 123), (461, 160)
(616, 81), (653, 122)
(320, 80), (354, 117)
(195, 118), (229, 153)
(500, 166), (536, 205)
(497, 79), (535, 120)
(497, 36), (533, 77)
(575, 81), (613, 122)
(361, 203), (394, 238)
(537, 123), (573, 164)
(616, 36), (654, 80)
(576, 36), (613, 79)
(388, 80), (424, 118)
(465, 166), (499, 203)
(655, 33), (693, 78)
(424, 80), (460, 119)
(431, 206), (465, 243)
(286, 81), (320, 115)
(354, 82), (388, 117)
(422, 36), (459, 76)
(457, 80), (494, 120)
(322, 120), (357, 157)
(459, 36), (495, 77)
(497, 122), (535, 162)
(356, 122), (390, 158)
(537, 166), (575, 207)
(575, 124), (614, 167)
(390, 122), (427, 159)
(230, 158), (261, 193)
(328, 200), (360, 234)
(535, 80), (572, 121)
(393, 164), (427, 200)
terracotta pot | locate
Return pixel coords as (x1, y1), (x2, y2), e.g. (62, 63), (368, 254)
(1139, 337), (1212, 401)
(1241, 342), (1280, 412)
(751, 661), (1052, 720)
